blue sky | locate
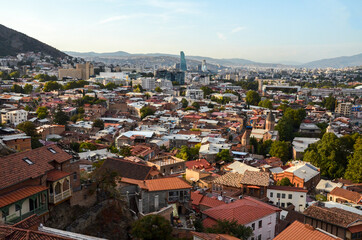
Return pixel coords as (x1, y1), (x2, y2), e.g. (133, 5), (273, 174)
(1, 0), (362, 63)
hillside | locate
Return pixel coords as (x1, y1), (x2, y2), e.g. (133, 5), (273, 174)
(0, 24), (67, 58)
(302, 53), (362, 68)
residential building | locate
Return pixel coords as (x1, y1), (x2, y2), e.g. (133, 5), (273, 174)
(141, 78), (156, 90)
(58, 62), (94, 80)
(186, 89), (204, 100)
(328, 187), (362, 205)
(202, 196), (281, 240)
(267, 186), (308, 211)
(2, 110), (28, 126)
(335, 102), (352, 117)
(316, 179), (343, 194)
(212, 172), (244, 197)
(146, 156), (185, 176)
(240, 170), (270, 199)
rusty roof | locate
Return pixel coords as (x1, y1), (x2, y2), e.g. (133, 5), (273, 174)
(0, 186), (48, 208)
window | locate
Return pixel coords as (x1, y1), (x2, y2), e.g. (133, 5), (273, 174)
(300, 195), (304, 198)
(288, 194), (292, 199)
(258, 220), (262, 228)
(270, 192), (273, 198)
(73, 172), (77, 180)
(281, 203), (285, 207)
(23, 157), (34, 165)
(15, 204), (21, 211)
(277, 193), (280, 198)
(282, 193), (286, 199)
(258, 234), (262, 240)
(252, 223), (255, 230)
(48, 147), (57, 154)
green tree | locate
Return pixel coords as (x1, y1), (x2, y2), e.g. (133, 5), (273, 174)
(17, 121), (42, 149)
(155, 86), (163, 93)
(131, 215), (173, 240)
(175, 144), (201, 161)
(201, 86), (213, 97)
(206, 219), (253, 239)
(276, 177), (294, 186)
(53, 107), (70, 125)
(9, 71), (20, 79)
(245, 90), (261, 106)
(105, 82), (117, 90)
(192, 102), (200, 110)
(24, 84), (33, 94)
(275, 117), (294, 141)
(344, 137), (362, 183)
(93, 119), (105, 130)
(270, 141), (290, 163)
(258, 99), (273, 109)
(322, 94), (336, 111)
(36, 106), (49, 119)
(119, 146), (132, 157)
(140, 106), (155, 119)
(11, 84), (24, 93)
(215, 149), (233, 163)
(79, 142), (97, 152)
(43, 81), (62, 92)
(181, 98), (189, 108)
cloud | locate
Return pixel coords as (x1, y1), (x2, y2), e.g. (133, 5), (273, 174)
(99, 13), (169, 24)
(217, 32), (226, 40)
(99, 15), (132, 24)
(231, 26), (246, 33)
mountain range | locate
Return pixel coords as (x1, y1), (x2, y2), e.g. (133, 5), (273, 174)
(65, 51), (362, 69)
(0, 24), (361, 69)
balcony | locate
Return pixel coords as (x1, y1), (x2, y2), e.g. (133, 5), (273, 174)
(49, 189), (72, 204)
(5, 204), (48, 225)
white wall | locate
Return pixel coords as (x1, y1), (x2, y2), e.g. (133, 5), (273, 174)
(245, 212), (277, 240)
(267, 189), (307, 212)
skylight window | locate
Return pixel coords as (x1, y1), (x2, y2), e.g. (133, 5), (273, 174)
(48, 147), (57, 154)
(23, 157), (34, 165)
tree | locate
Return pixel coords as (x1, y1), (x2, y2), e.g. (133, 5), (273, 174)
(206, 219), (253, 239)
(258, 99), (273, 109)
(105, 82), (117, 90)
(43, 81), (62, 92)
(79, 142), (97, 152)
(201, 86), (213, 97)
(215, 149), (233, 163)
(322, 94), (336, 111)
(181, 98), (188, 108)
(192, 102), (200, 110)
(270, 141), (290, 163)
(17, 121), (42, 149)
(93, 119), (104, 130)
(245, 90), (261, 106)
(155, 86), (163, 93)
(24, 84), (33, 94)
(175, 144), (201, 160)
(131, 215), (173, 240)
(277, 177), (294, 186)
(344, 137), (362, 183)
(9, 71), (20, 79)
(119, 146), (132, 157)
(53, 108), (70, 125)
(275, 117), (294, 141)
(140, 106), (155, 119)
(36, 106), (49, 119)
(11, 84), (24, 93)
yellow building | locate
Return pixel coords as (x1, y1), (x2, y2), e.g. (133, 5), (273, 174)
(58, 62), (94, 80)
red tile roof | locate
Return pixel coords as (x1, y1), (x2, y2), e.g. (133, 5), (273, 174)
(191, 191), (225, 208)
(202, 196), (281, 226)
(274, 221), (340, 240)
(185, 159), (214, 171)
(46, 170), (71, 182)
(191, 231), (240, 240)
(145, 177), (192, 192)
(202, 217), (218, 228)
(0, 225), (72, 240)
(329, 187), (362, 203)
(0, 186), (48, 208)
(191, 191), (204, 205)
(0, 145), (73, 190)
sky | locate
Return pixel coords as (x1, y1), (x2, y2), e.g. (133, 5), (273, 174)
(1, 0), (362, 63)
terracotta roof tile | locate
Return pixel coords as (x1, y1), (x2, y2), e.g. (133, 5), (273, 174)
(0, 225), (72, 240)
(186, 159), (214, 171)
(213, 172), (243, 188)
(303, 205), (362, 228)
(0, 145), (73, 190)
(240, 170), (270, 187)
(329, 187), (362, 203)
(0, 186), (48, 208)
(46, 170), (71, 182)
(144, 177), (192, 192)
(274, 221), (340, 240)
(191, 231), (240, 240)
(13, 214), (41, 230)
(202, 196), (281, 225)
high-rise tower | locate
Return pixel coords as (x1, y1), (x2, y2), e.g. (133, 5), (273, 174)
(201, 59), (207, 72)
(180, 51), (187, 71)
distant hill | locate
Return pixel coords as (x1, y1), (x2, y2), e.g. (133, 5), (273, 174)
(0, 24), (67, 58)
(302, 53), (362, 68)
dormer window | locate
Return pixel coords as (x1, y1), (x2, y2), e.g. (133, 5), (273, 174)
(23, 157), (34, 165)
(48, 147), (57, 154)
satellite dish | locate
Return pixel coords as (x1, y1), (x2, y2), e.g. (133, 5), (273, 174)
(218, 196), (223, 201)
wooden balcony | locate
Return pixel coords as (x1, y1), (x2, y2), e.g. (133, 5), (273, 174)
(49, 189), (72, 204)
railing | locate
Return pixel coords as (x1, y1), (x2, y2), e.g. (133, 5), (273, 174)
(5, 204), (48, 224)
(49, 189), (72, 204)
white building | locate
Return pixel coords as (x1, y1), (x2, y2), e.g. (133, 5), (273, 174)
(2, 110), (28, 126)
(267, 186), (308, 212)
(141, 78), (156, 90)
(185, 89), (204, 100)
(292, 137), (320, 160)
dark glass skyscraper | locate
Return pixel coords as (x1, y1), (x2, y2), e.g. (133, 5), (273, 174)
(180, 51), (187, 71)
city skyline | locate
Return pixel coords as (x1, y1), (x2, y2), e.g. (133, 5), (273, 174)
(1, 0), (362, 63)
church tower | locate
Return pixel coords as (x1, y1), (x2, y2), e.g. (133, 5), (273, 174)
(265, 111), (275, 131)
